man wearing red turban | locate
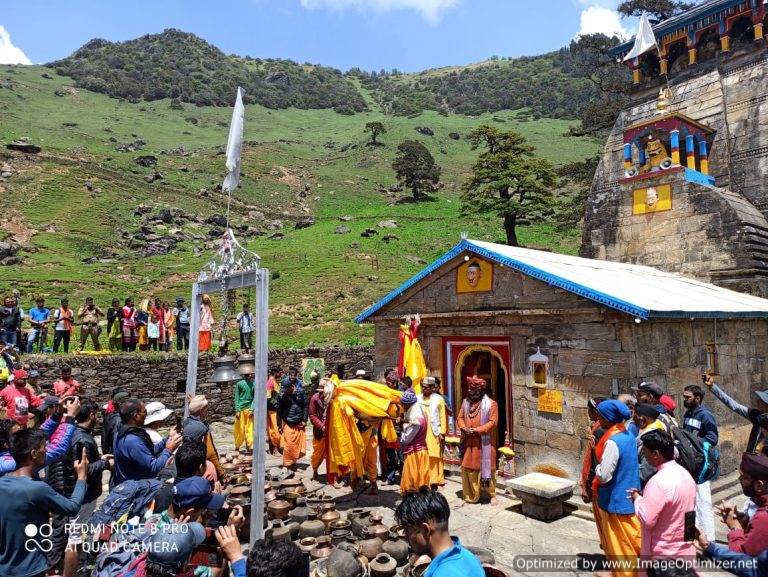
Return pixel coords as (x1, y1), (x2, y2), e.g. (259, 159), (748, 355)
(457, 376), (499, 505)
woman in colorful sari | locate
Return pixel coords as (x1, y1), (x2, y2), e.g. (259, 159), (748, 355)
(162, 301), (175, 352)
(121, 297), (137, 352)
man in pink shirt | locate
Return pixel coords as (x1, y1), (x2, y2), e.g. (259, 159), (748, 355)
(52, 366), (81, 398)
(0, 370), (43, 426)
(630, 429), (696, 562)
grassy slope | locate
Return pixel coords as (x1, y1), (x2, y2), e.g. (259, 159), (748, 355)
(0, 65), (599, 347)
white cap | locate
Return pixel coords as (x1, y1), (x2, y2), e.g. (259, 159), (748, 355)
(355, 369), (367, 377)
(144, 401), (173, 425)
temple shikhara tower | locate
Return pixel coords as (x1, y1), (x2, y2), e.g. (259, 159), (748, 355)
(582, 0), (768, 296)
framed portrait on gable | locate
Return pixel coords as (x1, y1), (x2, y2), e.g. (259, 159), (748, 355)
(456, 257), (493, 294)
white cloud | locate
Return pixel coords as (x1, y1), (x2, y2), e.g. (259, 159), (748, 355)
(576, 3), (631, 39)
(299, 0), (459, 23)
(0, 25), (31, 65)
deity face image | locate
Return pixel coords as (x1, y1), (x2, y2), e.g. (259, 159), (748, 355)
(646, 187), (659, 209)
(466, 262), (482, 287)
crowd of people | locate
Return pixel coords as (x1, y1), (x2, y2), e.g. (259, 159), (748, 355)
(579, 376), (768, 576)
(0, 292), (256, 356)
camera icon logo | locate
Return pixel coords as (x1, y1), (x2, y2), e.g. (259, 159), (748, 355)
(24, 523), (53, 553)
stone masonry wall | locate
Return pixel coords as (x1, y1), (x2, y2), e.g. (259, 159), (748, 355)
(24, 346), (373, 423)
(370, 258), (768, 479)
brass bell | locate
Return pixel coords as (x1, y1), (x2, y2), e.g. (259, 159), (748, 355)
(237, 353), (256, 376)
(210, 354), (241, 383)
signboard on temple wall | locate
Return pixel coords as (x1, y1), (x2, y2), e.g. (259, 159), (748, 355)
(537, 389), (563, 414)
(633, 184), (672, 215)
(456, 257), (493, 294)
(302, 358), (325, 385)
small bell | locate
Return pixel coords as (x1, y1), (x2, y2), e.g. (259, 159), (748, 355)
(210, 354), (241, 383)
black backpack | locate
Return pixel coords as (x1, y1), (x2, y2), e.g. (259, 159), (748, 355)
(668, 424), (720, 484)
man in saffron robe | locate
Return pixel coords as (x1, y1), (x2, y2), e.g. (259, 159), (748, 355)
(421, 376), (447, 489)
(457, 376), (498, 505)
(277, 376), (308, 472)
(592, 399), (641, 577)
(309, 377), (331, 482)
(399, 388), (430, 494)
(266, 367), (282, 455)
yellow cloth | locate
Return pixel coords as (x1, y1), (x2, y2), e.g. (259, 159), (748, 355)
(595, 505), (641, 577)
(400, 324), (428, 394)
(281, 423), (306, 467)
(326, 379), (401, 480)
(362, 428), (379, 482)
(234, 409), (253, 450)
(311, 437), (327, 472)
(267, 411), (281, 448)
(423, 394), (447, 486)
(461, 468), (496, 503)
(401, 449), (429, 494)
(429, 457), (444, 486)
(138, 325), (148, 346)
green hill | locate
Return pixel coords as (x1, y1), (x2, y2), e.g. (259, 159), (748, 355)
(0, 56), (599, 347)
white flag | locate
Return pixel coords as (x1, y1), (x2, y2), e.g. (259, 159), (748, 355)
(623, 14), (657, 61)
(222, 87), (245, 193)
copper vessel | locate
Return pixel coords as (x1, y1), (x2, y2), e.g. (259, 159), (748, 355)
(311, 536), (334, 560)
(357, 529), (383, 561)
(266, 499), (291, 520)
(368, 514), (389, 541)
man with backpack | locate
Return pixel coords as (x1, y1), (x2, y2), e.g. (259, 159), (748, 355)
(683, 384), (719, 543)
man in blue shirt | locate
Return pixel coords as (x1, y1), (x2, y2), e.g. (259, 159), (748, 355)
(26, 298), (51, 354)
(395, 488), (484, 577)
(683, 383), (719, 542)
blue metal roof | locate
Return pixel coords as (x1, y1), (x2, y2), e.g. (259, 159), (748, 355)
(354, 238), (768, 323)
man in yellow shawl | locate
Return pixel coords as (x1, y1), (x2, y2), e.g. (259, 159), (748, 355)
(421, 377), (447, 488)
(399, 387), (430, 494)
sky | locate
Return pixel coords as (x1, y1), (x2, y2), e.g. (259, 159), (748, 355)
(0, 0), (634, 71)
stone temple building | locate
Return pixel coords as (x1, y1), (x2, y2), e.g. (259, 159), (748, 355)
(357, 0), (768, 480)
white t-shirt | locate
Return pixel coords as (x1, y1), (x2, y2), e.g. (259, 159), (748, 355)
(147, 321), (160, 339)
(54, 308), (72, 331)
(236, 312), (253, 333)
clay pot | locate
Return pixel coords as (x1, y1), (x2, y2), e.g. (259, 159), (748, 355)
(290, 504), (311, 524)
(300, 512), (328, 538)
(280, 490), (300, 508)
(267, 499), (291, 520)
(330, 529), (353, 545)
(223, 463), (240, 474)
(269, 520), (291, 541)
(264, 490), (278, 504)
(369, 553), (397, 577)
(319, 506), (341, 529)
(409, 555), (431, 577)
(281, 477), (305, 493)
(357, 530), (383, 561)
(326, 547), (362, 577)
(329, 519), (351, 532)
(311, 536), (334, 560)
(349, 509), (372, 537)
(286, 520), (301, 540)
(368, 514), (389, 542)
(467, 546), (495, 566)
(299, 537), (318, 553)
(229, 485), (251, 500)
(382, 530), (409, 567)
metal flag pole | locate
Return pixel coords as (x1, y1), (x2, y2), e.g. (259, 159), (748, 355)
(250, 267), (269, 544)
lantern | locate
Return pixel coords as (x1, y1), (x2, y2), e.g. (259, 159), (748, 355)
(528, 347), (549, 388)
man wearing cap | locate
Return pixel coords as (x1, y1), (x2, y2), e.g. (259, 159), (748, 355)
(114, 399), (182, 484)
(233, 372), (255, 453)
(152, 476), (244, 577)
(698, 453), (768, 561)
(399, 387), (430, 494)
(457, 376), (499, 505)
(144, 401), (174, 444)
(184, 395), (225, 481)
(174, 297), (191, 351)
(355, 369), (368, 379)
(703, 374), (768, 455)
(592, 399), (641, 576)
(0, 369), (43, 426)
(421, 376), (448, 489)
(277, 376), (308, 472)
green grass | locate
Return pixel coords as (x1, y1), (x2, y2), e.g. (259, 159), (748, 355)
(0, 65), (598, 347)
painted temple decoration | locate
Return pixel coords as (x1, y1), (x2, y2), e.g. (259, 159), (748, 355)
(621, 110), (716, 191)
(528, 347), (550, 388)
(611, 0), (767, 84)
(456, 256), (494, 294)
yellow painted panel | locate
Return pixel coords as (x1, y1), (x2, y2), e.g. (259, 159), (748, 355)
(633, 184), (672, 215)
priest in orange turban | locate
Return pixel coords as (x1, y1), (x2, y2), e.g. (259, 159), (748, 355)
(457, 376), (499, 505)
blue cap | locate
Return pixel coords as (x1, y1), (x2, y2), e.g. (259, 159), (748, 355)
(147, 522), (207, 571)
(172, 476), (225, 510)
